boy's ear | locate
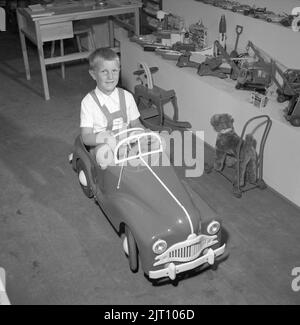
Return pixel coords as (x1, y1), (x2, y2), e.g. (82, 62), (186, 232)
(89, 69), (96, 81)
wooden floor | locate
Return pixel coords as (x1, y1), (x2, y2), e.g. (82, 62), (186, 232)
(0, 31), (299, 305)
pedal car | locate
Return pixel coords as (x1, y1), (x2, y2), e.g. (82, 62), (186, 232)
(70, 128), (225, 281)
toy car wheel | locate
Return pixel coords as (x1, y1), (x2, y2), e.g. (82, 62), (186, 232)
(125, 225), (139, 273)
(77, 159), (93, 198)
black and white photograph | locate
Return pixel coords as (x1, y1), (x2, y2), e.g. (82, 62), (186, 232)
(0, 0), (300, 307)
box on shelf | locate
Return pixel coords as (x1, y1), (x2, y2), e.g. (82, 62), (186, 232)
(251, 91), (268, 109)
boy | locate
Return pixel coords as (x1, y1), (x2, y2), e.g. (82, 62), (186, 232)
(80, 48), (144, 168)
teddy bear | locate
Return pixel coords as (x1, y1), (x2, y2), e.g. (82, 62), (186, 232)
(210, 113), (258, 188)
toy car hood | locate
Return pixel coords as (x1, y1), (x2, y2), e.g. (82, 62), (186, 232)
(105, 156), (200, 237)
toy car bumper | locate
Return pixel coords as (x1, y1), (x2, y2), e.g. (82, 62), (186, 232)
(148, 244), (226, 280)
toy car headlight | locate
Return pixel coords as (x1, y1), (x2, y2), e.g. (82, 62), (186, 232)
(207, 221), (220, 235)
(152, 240), (167, 255)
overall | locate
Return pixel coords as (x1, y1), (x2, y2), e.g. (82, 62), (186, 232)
(89, 88), (128, 166)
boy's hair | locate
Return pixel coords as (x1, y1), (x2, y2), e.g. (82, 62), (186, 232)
(89, 47), (120, 71)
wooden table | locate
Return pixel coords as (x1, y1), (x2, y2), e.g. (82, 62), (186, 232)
(16, 0), (142, 100)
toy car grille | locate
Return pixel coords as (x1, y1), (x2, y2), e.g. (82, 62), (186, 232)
(169, 243), (202, 259)
(153, 234), (218, 267)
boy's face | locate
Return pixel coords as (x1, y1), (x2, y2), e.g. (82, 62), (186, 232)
(89, 58), (120, 95)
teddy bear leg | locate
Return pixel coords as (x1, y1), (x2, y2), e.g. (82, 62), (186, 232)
(214, 151), (226, 171)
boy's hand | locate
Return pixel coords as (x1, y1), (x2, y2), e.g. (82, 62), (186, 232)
(96, 131), (116, 149)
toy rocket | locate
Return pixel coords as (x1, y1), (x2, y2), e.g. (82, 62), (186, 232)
(219, 15), (227, 50)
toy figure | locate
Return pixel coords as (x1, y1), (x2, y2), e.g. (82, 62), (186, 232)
(218, 14), (227, 52)
(134, 62), (191, 132)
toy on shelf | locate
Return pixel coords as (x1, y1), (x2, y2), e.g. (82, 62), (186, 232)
(234, 41), (273, 93)
(156, 10), (168, 31)
(251, 91), (268, 109)
(189, 20), (208, 50)
(176, 52), (200, 68)
(197, 40), (240, 79)
(206, 114), (272, 198)
(70, 126), (225, 282)
(133, 62), (192, 132)
(230, 25), (243, 58)
(155, 48), (182, 60)
(231, 4), (252, 15)
(245, 41), (300, 126)
(197, 55), (228, 78)
(218, 1), (240, 11)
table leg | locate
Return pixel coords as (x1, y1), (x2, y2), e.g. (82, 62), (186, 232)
(16, 13), (30, 80)
(35, 22), (50, 100)
(108, 17), (114, 48)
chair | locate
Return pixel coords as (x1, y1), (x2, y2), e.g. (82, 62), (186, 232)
(50, 21), (96, 79)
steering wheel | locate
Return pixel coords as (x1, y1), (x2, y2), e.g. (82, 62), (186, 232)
(114, 128), (145, 159)
(113, 128), (162, 164)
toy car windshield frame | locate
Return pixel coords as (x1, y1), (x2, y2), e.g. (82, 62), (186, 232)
(114, 128), (163, 165)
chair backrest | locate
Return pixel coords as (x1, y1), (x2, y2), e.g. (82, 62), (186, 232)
(0, 7), (5, 31)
